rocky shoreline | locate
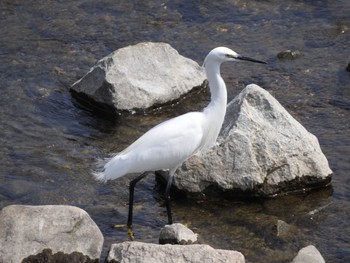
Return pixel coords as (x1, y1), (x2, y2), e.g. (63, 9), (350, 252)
(0, 205), (325, 263)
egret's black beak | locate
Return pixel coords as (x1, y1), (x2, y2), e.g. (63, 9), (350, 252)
(236, 55), (267, 64)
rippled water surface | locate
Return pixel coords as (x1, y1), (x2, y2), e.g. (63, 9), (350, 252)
(1, 1), (349, 262)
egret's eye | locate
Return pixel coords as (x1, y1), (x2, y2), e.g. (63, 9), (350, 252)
(225, 54), (234, 58)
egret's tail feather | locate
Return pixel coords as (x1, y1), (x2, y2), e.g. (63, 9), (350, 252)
(93, 170), (108, 183)
(92, 156), (109, 182)
(92, 154), (130, 182)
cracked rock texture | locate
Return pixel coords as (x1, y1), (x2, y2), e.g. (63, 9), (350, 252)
(106, 241), (245, 263)
(164, 84), (332, 197)
(0, 205), (103, 263)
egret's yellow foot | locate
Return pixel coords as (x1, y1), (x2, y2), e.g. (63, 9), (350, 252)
(127, 226), (134, 240)
(113, 224), (134, 240)
(113, 224), (128, 228)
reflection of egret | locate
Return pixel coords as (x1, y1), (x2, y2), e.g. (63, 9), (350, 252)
(94, 47), (266, 239)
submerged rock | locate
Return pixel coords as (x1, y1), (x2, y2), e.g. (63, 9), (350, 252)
(70, 42), (206, 113)
(162, 84), (332, 197)
(291, 245), (325, 263)
(0, 205), (103, 263)
(276, 219), (299, 239)
(159, 223), (197, 245)
(106, 241), (245, 263)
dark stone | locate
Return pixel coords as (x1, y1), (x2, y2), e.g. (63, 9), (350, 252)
(346, 62), (350, 72)
(277, 50), (303, 60)
(21, 249), (98, 263)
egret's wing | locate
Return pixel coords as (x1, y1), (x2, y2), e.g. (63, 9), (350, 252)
(99, 112), (204, 181)
(123, 111), (204, 170)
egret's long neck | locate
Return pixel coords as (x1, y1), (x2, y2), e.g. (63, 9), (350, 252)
(200, 61), (227, 150)
(204, 62), (227, 116)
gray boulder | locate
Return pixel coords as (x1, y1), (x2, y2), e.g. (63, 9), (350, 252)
(291, 245), (325, 263)
(106, 241), (245, 263)
(70, 42), (206, 112)
(165, 84), (332, 197)
(0, 205), (103, 263)
(159, 223), (197, 245)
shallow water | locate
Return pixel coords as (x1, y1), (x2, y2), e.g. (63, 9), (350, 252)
(0, 0), (349, 262)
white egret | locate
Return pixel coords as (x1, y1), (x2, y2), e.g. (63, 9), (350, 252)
(94, 47), (266, 239)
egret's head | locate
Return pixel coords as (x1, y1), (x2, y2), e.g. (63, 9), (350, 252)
(203, 47), (266, 68)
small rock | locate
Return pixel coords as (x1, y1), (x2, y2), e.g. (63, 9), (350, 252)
(276, 220), (298, 238)
(277, 50), (303, 60)
(159, 223), (197, 244)
(106, 241), (245, 263)
(162, 84), (332, 197)
(276, 220), (291, 237)
(70, 42), (206, 113)
(0, 205), (103, 263)
(291, 245), (325, 263)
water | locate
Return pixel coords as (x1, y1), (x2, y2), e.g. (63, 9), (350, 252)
(0, 0), (349, 262)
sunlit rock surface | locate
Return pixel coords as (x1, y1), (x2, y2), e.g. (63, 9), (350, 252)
(159, 223), (197, 245)
(291, 245), (325, 263)
(106, 241), (245, 263)
(168, 84), (332, 197)
(70, 42), (206, 113)
(0, 205), (103, 263)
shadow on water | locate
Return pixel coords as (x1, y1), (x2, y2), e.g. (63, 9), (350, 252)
(0, 0), (350, 262)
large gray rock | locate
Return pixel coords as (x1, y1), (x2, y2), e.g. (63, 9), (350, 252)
(0, 205), (103, 263)
(166, 84), (332, 197)
(70, 42), (206, 112)
(106, 241), (245, 263)
(291, 245), (325, 263)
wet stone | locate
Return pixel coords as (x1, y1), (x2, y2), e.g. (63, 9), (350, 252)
(276, 219), (299, 239)
(277, 50), (304, 60)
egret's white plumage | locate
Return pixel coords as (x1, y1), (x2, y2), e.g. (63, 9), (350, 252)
(94, 111), (205, 182)
(93, 47), (265, 231)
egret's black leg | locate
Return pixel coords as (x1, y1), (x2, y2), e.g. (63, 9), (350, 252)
(127, 172), (149, 235)
(112, 172), (149, 240)
(164, 174), (174, 225)
(114, 172), (148, 240)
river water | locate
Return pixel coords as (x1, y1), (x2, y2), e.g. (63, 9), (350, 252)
(0, 1), (349, 262)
